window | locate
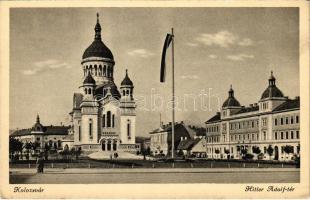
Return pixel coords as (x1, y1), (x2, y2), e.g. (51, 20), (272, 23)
(263, 132), (266, 140)
(89, 119), (93, 139)
(281, 146), (284, 154)
(107, 111), (111, 127)
(78, 121), (81, 141)
(127, 120), (131, 139)
(102, 115), (105, 127)
(264, 147), (267, 154)
(88, 88), (91, 94)
(252, 134), (255, 141)
(281, 132), (284, 140)
(296, 116), (299, 123)
(274, 132), (278, 140)
(275, 118), (278, 126)
(251, 121), (254, 128)
(291, 116), (294, 124)
(257, 134), (259, 140)
(286, 132), (289, 139)
(285, 117), (289, 124)
(112, 114), (115, 127)
(291, 131), (294, 139)
(296, 131), (299, 139)
(280, 118), (284, 125)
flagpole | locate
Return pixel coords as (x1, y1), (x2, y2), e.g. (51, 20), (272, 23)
(171, 28), (175, 159)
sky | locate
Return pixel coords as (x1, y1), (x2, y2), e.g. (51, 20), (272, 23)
(10, 8), (299, 136)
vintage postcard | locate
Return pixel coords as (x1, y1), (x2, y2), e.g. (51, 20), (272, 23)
(0, 0), (309, 199)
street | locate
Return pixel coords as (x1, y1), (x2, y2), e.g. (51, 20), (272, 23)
(10, 168), (299, 184)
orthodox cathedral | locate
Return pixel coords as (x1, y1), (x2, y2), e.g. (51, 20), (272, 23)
(69, 14), (137, 152)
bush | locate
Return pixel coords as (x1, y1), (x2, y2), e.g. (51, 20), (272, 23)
(243, 153), (254, 160)
(257, 153), (264, 160)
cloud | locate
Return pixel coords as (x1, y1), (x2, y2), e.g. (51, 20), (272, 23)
(208, 54), (217, 59)
(128, 49), (154, 58)
(194, 31), (254, 48)
(186, 42), (198, 47)
(238, 38), (253, 46)
(226, 54), (254, 61)
(22, 59), (72, 75)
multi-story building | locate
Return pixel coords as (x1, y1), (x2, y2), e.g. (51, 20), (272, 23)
(205, 72), (300, 161)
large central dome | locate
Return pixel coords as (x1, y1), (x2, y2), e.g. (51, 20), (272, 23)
(82, 14), (114, 60)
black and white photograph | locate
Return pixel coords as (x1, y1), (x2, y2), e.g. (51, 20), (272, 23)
(1, 1), (309, 199)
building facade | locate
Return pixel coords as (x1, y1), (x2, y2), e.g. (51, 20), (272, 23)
(69, 14), (137, 152)
(205, 72), (300, 161)
(149, 122), (203, 156)
(10, 115), (70, 152)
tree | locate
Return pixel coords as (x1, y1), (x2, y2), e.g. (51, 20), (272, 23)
(9, 138), (23, 160)
(224, 149), (230, 159)
(266, 145), (274, 160)
(177, 150), (184, 157)
(24, 142), (33, 160)
(283, 145), (294, 161)
(252, 146), (261, 160)
(240, 149), (248, 157)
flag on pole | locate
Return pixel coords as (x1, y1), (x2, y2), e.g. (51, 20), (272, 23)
(160, 33), (173, 82)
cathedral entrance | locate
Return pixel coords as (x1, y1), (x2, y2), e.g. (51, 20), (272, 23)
(107, 140), (111, 151)
(101, 141), (106, 151)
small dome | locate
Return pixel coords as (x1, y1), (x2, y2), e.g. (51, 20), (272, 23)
(260, 71), (284, 100)
(222, 97), (241, 107)
(222, 85), (241, 108)
(82, 13), (114, 60)
(83, 73), (96, 85)
(261, 86), (284, 99)
(121, 69), (133, 86)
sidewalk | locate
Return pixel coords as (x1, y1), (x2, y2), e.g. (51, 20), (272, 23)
(10, 167), (299, 175)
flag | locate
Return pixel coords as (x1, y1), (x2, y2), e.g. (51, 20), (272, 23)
(160, 33), (173, 82)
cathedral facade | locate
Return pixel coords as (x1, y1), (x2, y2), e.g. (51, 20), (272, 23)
(69, 14), (137, 152)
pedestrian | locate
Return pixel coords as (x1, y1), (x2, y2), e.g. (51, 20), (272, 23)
(36, 153), (45, 173)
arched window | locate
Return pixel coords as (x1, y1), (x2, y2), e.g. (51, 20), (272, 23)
(123, 90), (125, 96)
(107, 111), (111, 127)
(126, 90), (129, 95)
(88, 88), (91, 94)
(112, 114), (115, 127)
(103, 65), (106, 76)
(89, 65), (93, 74)
(89, 119), (93, 139)
(102, 115), (105, 127)
(99, 65), (102, 76)
(94, 65), (97, 76)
